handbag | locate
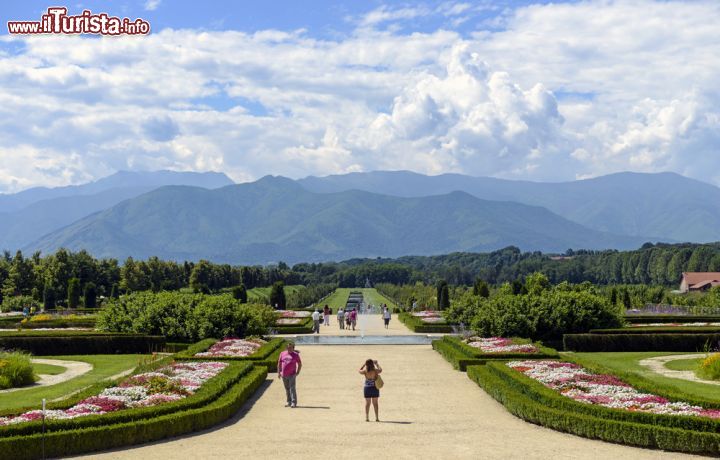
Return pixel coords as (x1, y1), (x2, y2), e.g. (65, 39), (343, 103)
(374, 374), (384, 389)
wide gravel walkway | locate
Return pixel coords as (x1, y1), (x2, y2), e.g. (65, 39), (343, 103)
(80, 345), (699, 460)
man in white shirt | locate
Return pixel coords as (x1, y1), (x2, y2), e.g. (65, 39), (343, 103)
(311, 309), (321, 334)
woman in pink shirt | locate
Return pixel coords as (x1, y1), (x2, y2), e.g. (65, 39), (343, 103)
(277, 342), (302, 408)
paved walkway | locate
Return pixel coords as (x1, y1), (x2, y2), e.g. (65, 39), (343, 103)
(0, 359), (92, 394)
(639, 353), (720, 385)
(80, 345), (699, 460)
(291, 310), (416, 336)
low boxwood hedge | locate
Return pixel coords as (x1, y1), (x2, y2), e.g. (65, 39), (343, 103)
(175, 337), (286, 372)
(0, 333), (165, 355)
(563, 333), (720, 352)
(468, 363), (720, 455)
(398, 313), (454, 333)
(18, 318), (97, 329)
(0, 360), (252, 437)
(273, 316), (314, 334)
(624, 315), (720, 324)
(591, 327), (720, 334)
(0, 364), (267, 459)
(432, 336), (558, 371)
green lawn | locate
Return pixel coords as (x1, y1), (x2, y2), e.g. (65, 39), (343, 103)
(32, 362), (66, 375)
(248, 285), (303, 303)
(313, 288), (398, 311)
(0, 354), (148, 412)
(570, 352), (720, 401)
(665, 358), (702, 372)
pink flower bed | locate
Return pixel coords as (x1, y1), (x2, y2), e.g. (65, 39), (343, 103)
(276, 318), (302, 325)
(466, 337), (538, 353)
(278, 311), (311, 318)
(0, 361), (227, 426)
(507, 360), (720, 419)
(421, 317), (446, 323)
(195, 338), (266, 358)
(412, 311), (441, 318)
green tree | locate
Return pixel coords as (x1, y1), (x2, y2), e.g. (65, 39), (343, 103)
(43, 280), (55, 310)
(525, 272), (550, 296)
(189, 260), (212, 294)
(232, 284), (248, 303)
(269, 281), (286, 309)
(84, 282), (97, 308)
(67, 278), (81, 309)
(473, 278), (490, 298)
(438, 283), (450, 310)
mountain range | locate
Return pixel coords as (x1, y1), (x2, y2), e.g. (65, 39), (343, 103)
(0, 168), (718, 264)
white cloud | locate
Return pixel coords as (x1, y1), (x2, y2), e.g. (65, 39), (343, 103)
(0, 0), (719, 192)
(144, 0), (161, 11)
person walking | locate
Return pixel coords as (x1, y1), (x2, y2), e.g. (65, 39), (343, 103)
(350, 308), (357, 331)
(323, 305), (331, 326)
(311, 309), (321, 334)
(359, 359), (382, 421)
(337, 308), (345, 329)
(277, 342), (302, 408)
(382, 305), (391, 329)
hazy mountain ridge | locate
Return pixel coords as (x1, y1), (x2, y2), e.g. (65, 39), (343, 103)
(25, 176), (648, 264)
(299, 171), (720, 242)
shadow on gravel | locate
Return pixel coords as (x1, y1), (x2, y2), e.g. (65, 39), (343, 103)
(377, 421), (413, 424)
(293, 406), (330, 409)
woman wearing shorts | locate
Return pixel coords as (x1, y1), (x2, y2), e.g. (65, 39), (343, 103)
(359, 358), (382, 422)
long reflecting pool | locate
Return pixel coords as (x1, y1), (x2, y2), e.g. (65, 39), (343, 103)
(291, 335), (437, 345)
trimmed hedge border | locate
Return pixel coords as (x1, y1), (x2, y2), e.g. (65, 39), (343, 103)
(0, 365), (267, 459)
(432, 336), (558, 371)
(273, 316), (314, 334)
(398, 312), (454, 333)
(591, 327), (720, 334)
(624, 315), (720, 324)
(563, 333), (720, 352)
(468, 363), (720, 455)
(175, 337), (286, 372)
(0, 334), (165, 355)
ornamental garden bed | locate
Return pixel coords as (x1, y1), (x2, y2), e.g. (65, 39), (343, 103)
(175, 337), (286, 372)
(590, 326), (720, 334)
(0, 359), (267, 459)
(273, 311), (314, 334)
(467, 359), (720, 455)
(623, 315), (720, 324)
(432, 335), (558, 371)
(398, 312), (454, 333)
(563, 332), (720, 352)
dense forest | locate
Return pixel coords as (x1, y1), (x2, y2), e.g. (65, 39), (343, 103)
(1, 242), (719, 309)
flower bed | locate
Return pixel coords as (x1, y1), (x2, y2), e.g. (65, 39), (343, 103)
(411, 311), (441, 318)
(629, 322), (720, 327)
(276, 318), (302, 325)
(278, 310), (311, 318)
(466, 337), (538, 353)
(507, 360), (720, 419)
(194, 338), (266, 358)
(421, 317), (446, 324)
(0, 361), (227, 426)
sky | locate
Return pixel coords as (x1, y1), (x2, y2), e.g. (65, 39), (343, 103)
(0, 0), (719, 192)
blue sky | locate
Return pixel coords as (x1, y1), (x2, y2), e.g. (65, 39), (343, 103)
(0, 0), (719, 192)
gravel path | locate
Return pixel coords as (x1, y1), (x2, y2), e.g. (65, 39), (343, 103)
(0, 359), (92, 394)
(638, 353), (720, 385)
(78, 345), (699, 460)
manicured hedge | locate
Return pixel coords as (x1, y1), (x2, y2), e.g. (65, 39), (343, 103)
(0, 365), (267, 459)
(563, 333), (720, 352)
(273, 316), (314, 334)
(398, 313), (454, 333)
(175, 337), (286, 372)
(18, 318), (97, 329)
(591, 327), (720, 334)
(468, 363), (720, 455)
(0, 360), (251, 437)
(624, 315), (720, 324)
(0, 333), (165, 355)
(432, 336), (558, 371)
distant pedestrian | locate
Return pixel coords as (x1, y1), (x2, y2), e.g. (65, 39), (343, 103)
(350, 308), (357, 331)
(323, 305), (331, 326)
(337, 308), (345, 329)
(346, 313), (352, 329)
(359, 359), (382, 422)
(311, 309), (321, 334)
(382, 305), (391, 329)
(277, 342), (302, 408)
(22, 306), (29, 319)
